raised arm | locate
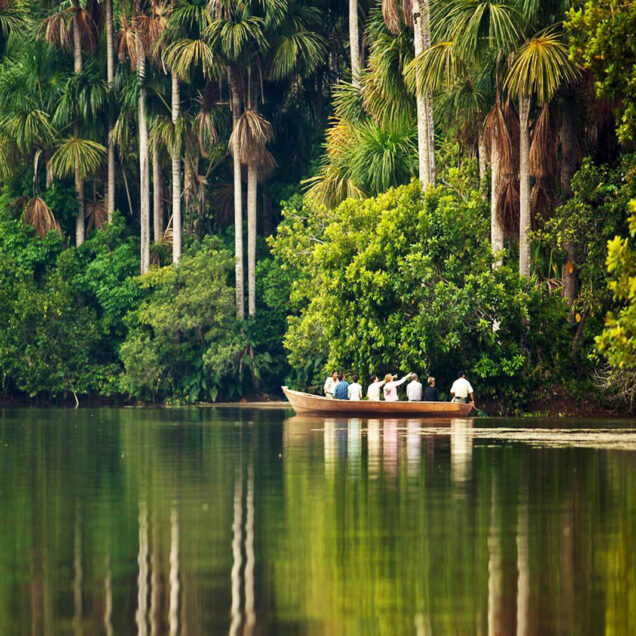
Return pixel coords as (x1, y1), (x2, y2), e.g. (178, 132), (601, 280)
(392, 373), (412, 388)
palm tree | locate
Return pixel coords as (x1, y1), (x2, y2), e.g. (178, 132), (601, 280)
(163, 0), (218, 264)
(205, 3), (267, 320)
(504, 29), (580, 277)
(135, 0), (151, 274)
(382, 0), (435, 187)
(349, 0), (360, 87)
(43, 0), (98, 246)
(104, 0), (116, 222)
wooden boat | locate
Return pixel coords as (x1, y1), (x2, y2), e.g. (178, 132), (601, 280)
(282, 386), (474, 417)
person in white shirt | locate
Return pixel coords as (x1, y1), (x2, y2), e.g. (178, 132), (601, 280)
(406, 374), (423, 401)
(450, 371), (475, 406)
(323, 370), (338, 399)
(348, 375), (363, 401)
(366, 374), (386, 401)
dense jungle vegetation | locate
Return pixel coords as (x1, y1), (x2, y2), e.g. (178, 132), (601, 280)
(0, 0), (634, 412)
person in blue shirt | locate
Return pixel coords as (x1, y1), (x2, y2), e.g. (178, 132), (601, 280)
(333, 373), (350, 399)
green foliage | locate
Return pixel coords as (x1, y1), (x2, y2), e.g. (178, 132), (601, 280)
(566, 0), (636, 143)
(537, 156), (636, 349)
(270, 181), (571, 406)
(595, 199), (636, 408)
(120, 238), (248, 403)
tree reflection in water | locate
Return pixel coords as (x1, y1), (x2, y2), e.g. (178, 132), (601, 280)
(1, 409), (636, 634)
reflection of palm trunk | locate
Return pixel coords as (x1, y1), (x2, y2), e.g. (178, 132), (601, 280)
(150, 513), (161, 636)
(104, 555), (113, 636)
(229, 472), (244, 636)
(169, 504), (180, 636)
(488, 479), (503, 636)
(136, 502), (149, 636)
(245, 463), (255, 633)
(73, 505), (83, 636)
(516, 500), (529, 636)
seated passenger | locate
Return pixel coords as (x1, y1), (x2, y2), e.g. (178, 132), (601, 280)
(423, 376), (440, 401)
(406, 373), (423, 401)
(348, 375), (363, 401)
(333, 374), (350, 399)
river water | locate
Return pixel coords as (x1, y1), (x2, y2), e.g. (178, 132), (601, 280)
(1, 407), (636, 634)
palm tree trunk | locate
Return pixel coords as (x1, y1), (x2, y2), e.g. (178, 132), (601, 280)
(412, 0), (435, 188)
(106, 0), (115, 222)
(152, 141), (162, 243)
(136, 32), (150, 274)
(349, 0), (361, 88)
(247, 163), (257, 316)
(491, 141), (503, 263)
(229, 74), (244, 320)
(518, 95), (531, 278)
(478, 128), (487, 183)
(560, 100), (578, 304)
(171, 74), (181, 263)
(73, 5), (85, 247)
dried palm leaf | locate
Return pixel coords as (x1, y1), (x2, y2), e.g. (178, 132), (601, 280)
(529, 104), (555, 181)
(382, 0), (401, 34)
(118, 14), (137, 67)
(24, 197), (61, 237)
(86, 199), (107, 232)
(229, 109), (273, 165)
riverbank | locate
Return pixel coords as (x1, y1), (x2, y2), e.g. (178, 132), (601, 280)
(0, 387), (631, 417)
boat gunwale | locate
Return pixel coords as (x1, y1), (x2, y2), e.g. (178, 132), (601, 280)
(282, 386), (473, 417)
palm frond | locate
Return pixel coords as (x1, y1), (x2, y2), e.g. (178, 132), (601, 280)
(23, 196), (61, 236)
(164, 38), (220, 79)
(267, 30), (327, 81)
(504, 29), (581, 103)
(50, 137), (106, 180)
(229, 109), (273, 165)
(404, 41), (459, 94)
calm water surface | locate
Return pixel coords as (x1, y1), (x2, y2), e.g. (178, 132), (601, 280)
(1, 408), (636, 634)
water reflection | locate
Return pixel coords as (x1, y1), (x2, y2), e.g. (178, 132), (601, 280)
(1, 409), (636, 634)
(450, 418), (473, 486)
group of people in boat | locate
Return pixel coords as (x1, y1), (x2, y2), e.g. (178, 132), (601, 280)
(323, 370), (475, 406)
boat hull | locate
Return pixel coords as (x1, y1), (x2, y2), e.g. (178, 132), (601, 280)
(282, 386), (473, 417)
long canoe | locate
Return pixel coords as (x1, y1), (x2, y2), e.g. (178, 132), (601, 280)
(282, 386), (473, 417)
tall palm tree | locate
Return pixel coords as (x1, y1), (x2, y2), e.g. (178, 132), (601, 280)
(349, 0), (360, 87)
(163, 0), (218, 264)
(382, 0), (435, 187)
(504, 29), (580, 277)
(104, 0), (116, 222)
(43, 0), (98, 246)
(206, 2), (267, 320)
(135, 0), (151, 274)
